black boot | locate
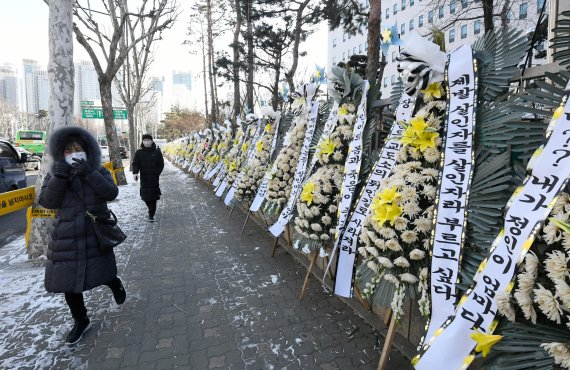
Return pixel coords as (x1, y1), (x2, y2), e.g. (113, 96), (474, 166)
(110, 277), (127, 305)
(66, 317), (91, 345)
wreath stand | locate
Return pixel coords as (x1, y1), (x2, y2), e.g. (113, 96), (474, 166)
(377, 309), (397, 370)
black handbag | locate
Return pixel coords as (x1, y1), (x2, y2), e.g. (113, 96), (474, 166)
(70, 187), (127, 253)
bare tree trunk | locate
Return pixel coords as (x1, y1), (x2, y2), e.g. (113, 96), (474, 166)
(245, 0), (254, 110)
(271, 55), (282, 110)
(206, 0), (217, 125)
(127, 106), (136, 166)
(100, 79), (126, 184)
(232, 0), (242, 125)
(28, 0), (74, 258)
(366, 0), (381, 83)
(285, 0), (310, 94)
(483, 0), (495, 32)
(201, 35), (210, 124)
(499, 0), (512, 26)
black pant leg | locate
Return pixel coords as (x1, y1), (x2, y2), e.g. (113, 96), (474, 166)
(64, 292), (87, 320)
(149, 200), (157, 218)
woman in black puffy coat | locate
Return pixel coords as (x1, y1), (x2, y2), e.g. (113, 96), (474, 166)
(39, 126), (126, 345)
(132, 134), (164, 222)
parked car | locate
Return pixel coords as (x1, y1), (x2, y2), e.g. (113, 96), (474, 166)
(0, 139), (28, 193)
(100, 146), (110, 163)
(16, 147), (41, 171)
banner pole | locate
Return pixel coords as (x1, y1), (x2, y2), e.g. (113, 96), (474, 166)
(228, 205), (235, 219)
(271, 237), (280, 257)
(240, 209), (251, 235)
(377, 313), (398, 370)
(299, 252), (319, 301)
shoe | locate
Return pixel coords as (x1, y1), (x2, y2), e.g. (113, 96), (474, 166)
(148, 216), (155, 222)
(111, 278), (126, 305)
(66, 317), (91, 345)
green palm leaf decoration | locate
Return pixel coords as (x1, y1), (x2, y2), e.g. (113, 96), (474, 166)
(551, 10), (570, 67)
(484, 321), (569, 370)
(270, 109), (294, 163)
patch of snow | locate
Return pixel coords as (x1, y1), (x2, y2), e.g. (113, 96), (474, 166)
(270, 274), (279, 284)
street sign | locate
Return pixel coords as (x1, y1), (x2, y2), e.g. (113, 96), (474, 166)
(82, 108), (128, 120)
(80, 100), (94, 106)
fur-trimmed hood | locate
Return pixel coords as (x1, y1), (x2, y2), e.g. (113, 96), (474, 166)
(48, 125), (102, 170)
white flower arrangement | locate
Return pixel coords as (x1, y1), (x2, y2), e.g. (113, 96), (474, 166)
(355, 90), (447, 321)
(235, 115), (278, 202)
(293, 99), (358, 255)
(265, 105), (309, 212)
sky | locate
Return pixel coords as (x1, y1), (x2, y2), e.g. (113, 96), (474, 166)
(0, 0), (328, 113)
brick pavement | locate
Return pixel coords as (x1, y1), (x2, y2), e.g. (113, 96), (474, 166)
(0, 161), (413, 369)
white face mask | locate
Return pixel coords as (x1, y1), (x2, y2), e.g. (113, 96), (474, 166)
(143, 139), (153, 148)
(65, 151), (87, 165)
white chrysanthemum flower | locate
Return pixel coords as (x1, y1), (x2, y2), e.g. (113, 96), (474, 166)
(409, 249), (426, 260)
(534, 284), (563, 323)
(384, 274), (399, 285)
(402, 201), (422, 217)
(310, 234), (319, 241)
(386, 239), (402, 252)
(544, 218), (565, 244)
(422, 184), (437, 199)
(517, 271), (536, 295)
(379, 227), (396, 239)
(400, 273), (419, 284)
(525, 251), (540, 278)
(322, 215), (332, 225)
(367, 260), (379, 273)
(563, 234), (570, 252)
(514, 290), (537, 324)
(406, 172), (423, 186)
(374, 238), (386, 250)
(423, 147), (440, 163)
(415, 217), (433, 234)
(400, 186), (418, 202)
(311, 223), (323, 232)
(393, 256), (411, 268)
(377, 257), (394, 268)
(423, 238), (430, 250)
(358, 247), (368, 256)
(365, 246), (379, 257)
(554, 279), (570, 308)
(496, 291), (516, 322)
(401, 230), (419, 244)
(421, 168), (439, 179)
(394, 217), (408, 231)
(541, 342), (570, 369)
(328, 205), (337, 213)
(545, 250), (570, 282)
(553, 193), (570, 214)
(320, 234), (330, 241)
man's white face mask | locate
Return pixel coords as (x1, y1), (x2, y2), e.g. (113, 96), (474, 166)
(65, 151), (87, 166)
(143, 139), (153, 148)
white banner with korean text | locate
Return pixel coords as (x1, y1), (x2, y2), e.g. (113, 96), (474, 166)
(332, 92), (417, 297)
(323, 81), (369, 281)
(268, 101), (320, 237)
(425, 45), (477, 342)
(415, 97), (570, 370)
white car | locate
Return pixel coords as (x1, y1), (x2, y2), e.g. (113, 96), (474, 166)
(100, 146), (110, 163)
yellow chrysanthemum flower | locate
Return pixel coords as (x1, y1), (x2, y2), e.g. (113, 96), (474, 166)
(338, 105), (350, 116)
(300, 181), (315, 205)
(256, 140), (264, 152)
(372, 203), (402, 227)
(378, 186), (401, 204)
(421, 82), (444, 99)
(415, 131), (440, 151)
(470, 330), (502, 358)
(229, 160), (237, 172)
(317, 137), (336, 158)
(553, 105), (564, 120)
(242, 143), (249, 152)
(265, 123), (272, 132)
(381, 28), (392, 43)
(400, 115), (439, 152)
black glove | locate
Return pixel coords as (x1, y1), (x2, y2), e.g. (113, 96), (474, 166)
(53, 161), (71, 179)
(72, 158), (93, 177)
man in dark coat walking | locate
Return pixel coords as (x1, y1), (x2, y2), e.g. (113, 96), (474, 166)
(39, 126), (126, 345)
(132, 134), (164, 222)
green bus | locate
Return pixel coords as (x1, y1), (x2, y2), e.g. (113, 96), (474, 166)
(15, 130), (47, 156)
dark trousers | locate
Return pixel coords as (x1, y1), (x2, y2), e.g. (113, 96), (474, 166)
(64, 276), (122, 320)
(144, 200), (157, 218)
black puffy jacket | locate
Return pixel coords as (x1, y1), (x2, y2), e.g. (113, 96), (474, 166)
(39, 126), (119, 293)
(132, 143), (164, 201)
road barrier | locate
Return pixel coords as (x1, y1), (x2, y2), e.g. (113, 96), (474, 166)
(0, 186), (35, 216)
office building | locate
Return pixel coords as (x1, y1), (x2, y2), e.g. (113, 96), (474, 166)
(0, 64), (19, 108)
(328, 0), (547, 95)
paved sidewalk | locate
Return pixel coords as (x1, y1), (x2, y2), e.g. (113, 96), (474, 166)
(0, 161), (412, 369)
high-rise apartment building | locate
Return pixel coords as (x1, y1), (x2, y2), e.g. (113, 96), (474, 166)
(0, 64), (19, 108)
(22, 59), (40, 113)
(74, 60), (101, 116)
(328, 0), (547, 95)
(36, 70), (49, 112)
